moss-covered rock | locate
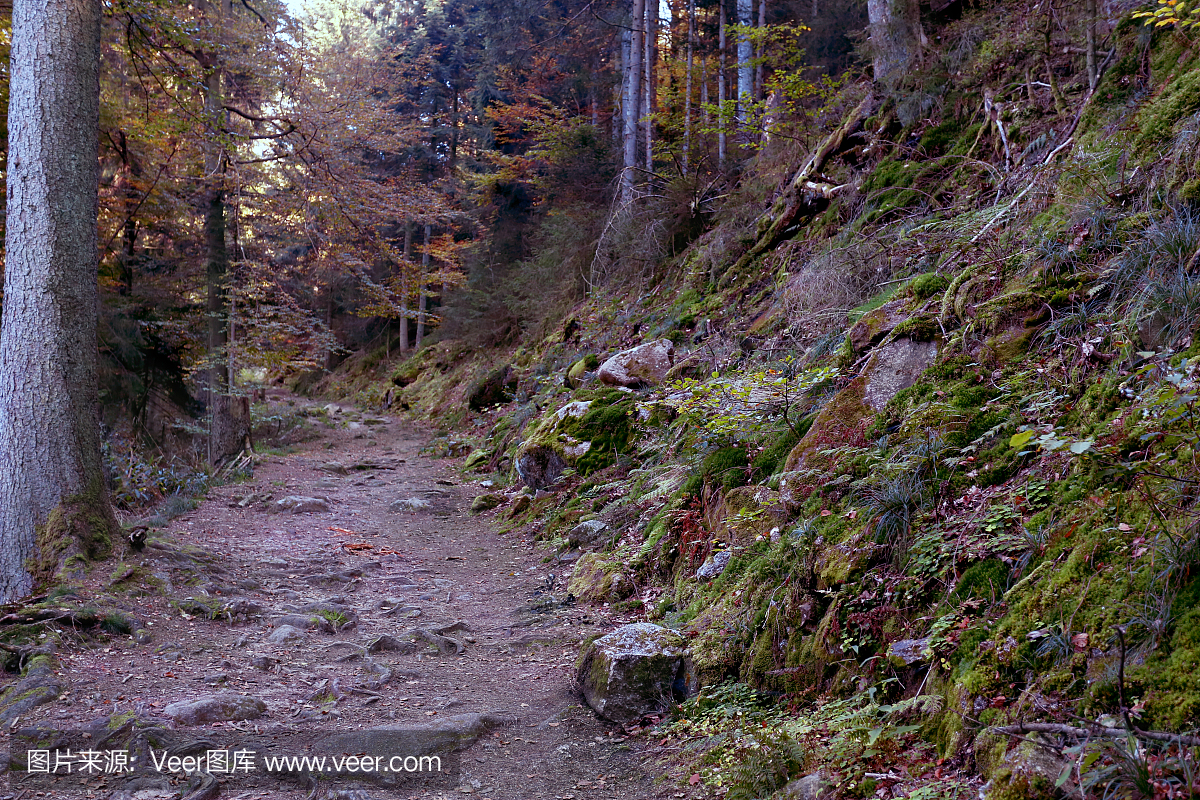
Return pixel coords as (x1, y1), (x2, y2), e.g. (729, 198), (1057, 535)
(576, 623), (685, 724)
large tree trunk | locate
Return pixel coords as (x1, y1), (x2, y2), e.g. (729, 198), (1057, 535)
(0, 0), (117, 601)
(736, 0), (753, 121)
(621, 0), (644, 206)
(866, 0), (923, 87)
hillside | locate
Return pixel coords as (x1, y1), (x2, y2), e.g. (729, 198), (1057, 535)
(313, 3), (1200, 798)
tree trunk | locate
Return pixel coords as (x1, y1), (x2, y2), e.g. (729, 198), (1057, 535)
(399, 221), (412, 353)
(736, 0), (752, 121)
(643, 0), (656, 174)
(416, 223), (431, 347)
(1085, 0), (1098, 91)
(756, 0), (767, 102)
(621, 0), (643, 206)
(718, 0), (727, 167)
(0, 0), (117, 601)
(683, 0), (694, 173)
(866, 0), (923, 87)
(199, 0), (247, 466)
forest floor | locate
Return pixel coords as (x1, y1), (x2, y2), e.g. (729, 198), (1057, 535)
(1, 394), (678, 800)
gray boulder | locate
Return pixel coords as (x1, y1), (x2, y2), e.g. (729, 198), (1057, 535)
(164, 692), (266, 725)
(598, 340), (676, 389)
(515, 446), (567, 490)
(863, 338), (939, 412)
(568, 519), (610, 549)
(577, 623), (685, 724)
(268, 624), (307, 645)
(274, 496), (331, 513)
(887, 636), (932, 666)
(780, 772), (836, 800)
(696, 550), (731, 580)
(274, 614), (334, 633)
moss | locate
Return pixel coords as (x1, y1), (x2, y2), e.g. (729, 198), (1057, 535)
(30, 484), (118, 588)
(702, 446), (751, 491)
(910, 272), (950, 301)
(891, 316), (939, 341)
(1135, 63), (1200, 148)
(751, 422), (809, 479)
(955, 559), (1008, 602)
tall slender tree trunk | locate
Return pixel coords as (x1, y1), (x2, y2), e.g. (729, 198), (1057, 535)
(643, 0), (656, 174)
(756, 0), (767, 101)
(0, 0), (117, 601)
(866, 0), (923, 87)
(683, 0), (695, 173)
(199, 0), (248, 465)
(718, 0), (727, 168)
(736, 0), (752, 121)
(622, 0), (645, 206)
(1085, 0), (1098, 91)
(416, 223), (431, 347)
(399, 221), (412, 353)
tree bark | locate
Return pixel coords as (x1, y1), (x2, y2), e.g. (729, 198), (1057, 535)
(683, 0), (695, 173)
(199, 0), (248, 466)
(736, 0), (752, 121)
(1085, 0), (1098, 91)
(756, 0), (767, 101)
(643, 0), (656, 174)
(718, 0), (727, 167)
(0, 0), (117, 601)
(399, 221), (412, 353)
(866, 0), (923, 87)
(621, 0), (643, 206)
(416, 223), (431, 347)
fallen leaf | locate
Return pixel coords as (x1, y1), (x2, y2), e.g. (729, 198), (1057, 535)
(1071, 632), (1090, 652)
(1118, 522), (1132, 532)
(689, 774), (701, 786)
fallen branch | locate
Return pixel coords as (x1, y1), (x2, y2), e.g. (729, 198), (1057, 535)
(991, 721), (1200, 748)
(728, 89), (879, 277)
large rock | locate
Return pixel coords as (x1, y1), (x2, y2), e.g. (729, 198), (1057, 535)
(847, 298), (910, 356)
(0, 659), (61, 727)
(268, 624), (307, 644)
(862, 338), (939, 412)
(515, 445), (568, 490)
(597, 340), (676, 389)
(780, 772), (836, 800)
(577, 623), (685, 724)
(164, 692), (266, 725)
(696, 550), (731, 580)
(568, 519), (610, 549)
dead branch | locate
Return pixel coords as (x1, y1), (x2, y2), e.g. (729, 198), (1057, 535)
(991, 721), (1200, 748)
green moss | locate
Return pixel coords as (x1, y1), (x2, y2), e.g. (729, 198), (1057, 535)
(910, 273), (950, 301)
(702, 446), (751, 491)
(30, 484), (118, 588)
(751, 422), (809, 479)
(1135, 65), (1200, 148)
(955, 559), (1008, 602)
(892, 316), (939, 340)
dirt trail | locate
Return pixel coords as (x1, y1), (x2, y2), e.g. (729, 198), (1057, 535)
(4, 398), (667, 800)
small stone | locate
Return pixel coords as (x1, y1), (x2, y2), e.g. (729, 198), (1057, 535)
(887, 636), (933, 666)
(275, 496), (331, 514)
(696, 550), (731, 580)
(470, 494), (504, 514)
(268, 624), (307, 645)
(391, 497), (430, 512)
(508, 495), (532, 518)
(249, 655), (278, 671)
(274, 614), (334, 633)
(164, 692), (266, 725)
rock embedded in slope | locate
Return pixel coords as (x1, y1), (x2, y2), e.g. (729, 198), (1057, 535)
(597, 339), (676, 389)
(274, 496), (331, 513)
(267, 624), (307, 645)
(568, 519), (609, 549)
(695, 550), (731, 580)
(577, 622), (686, 724)
(470, 493), (505, 514)
(164, 692), (266, 725)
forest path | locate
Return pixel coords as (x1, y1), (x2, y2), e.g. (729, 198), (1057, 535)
(12, 395), (668, 800)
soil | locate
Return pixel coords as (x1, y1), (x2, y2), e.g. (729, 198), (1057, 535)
(0, 397), (674, 800)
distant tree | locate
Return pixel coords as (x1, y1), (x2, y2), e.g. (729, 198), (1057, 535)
(0, 0), (118, 600)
